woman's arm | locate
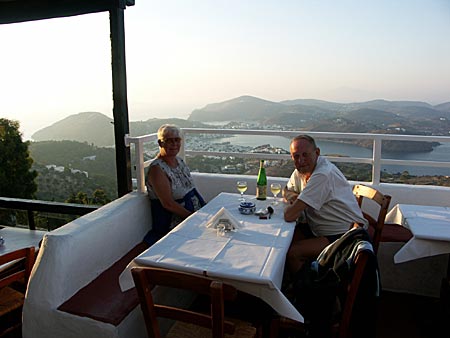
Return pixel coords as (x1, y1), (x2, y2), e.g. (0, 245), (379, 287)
(148, 165), (192, 219)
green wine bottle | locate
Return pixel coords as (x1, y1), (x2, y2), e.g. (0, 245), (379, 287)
(256, 160), (267, 200)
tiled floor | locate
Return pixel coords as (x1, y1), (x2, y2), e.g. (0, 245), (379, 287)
(8, 290), (449, 338)
(376, 291), (449, 338)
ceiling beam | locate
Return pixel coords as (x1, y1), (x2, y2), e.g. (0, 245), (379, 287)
(0, 0), (134, 25)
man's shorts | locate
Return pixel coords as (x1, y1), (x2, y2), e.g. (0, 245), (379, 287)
(296, 222), (344, 244)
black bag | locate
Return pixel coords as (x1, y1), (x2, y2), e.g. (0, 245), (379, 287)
(292, 228), (374, 338)
(293, 260), (340, 337)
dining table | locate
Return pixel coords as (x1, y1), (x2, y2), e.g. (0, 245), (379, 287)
(384, 204), (450, 264)
(0, 225), (47, 272)
(385, 203), (450, 304)
(119, 192), (303, 322)
(0, 226), (46, 255)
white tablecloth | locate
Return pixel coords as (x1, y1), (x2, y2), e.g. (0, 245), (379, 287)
(0, 226), (47, 272)
(119, 192), (303, 322)
(0, 226), (46, 255)
(385, 204), (450, 263)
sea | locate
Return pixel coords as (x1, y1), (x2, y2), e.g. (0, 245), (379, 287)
(213, 134), (450, 176)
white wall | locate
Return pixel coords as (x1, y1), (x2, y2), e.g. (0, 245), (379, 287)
(193, 172), (450, 208)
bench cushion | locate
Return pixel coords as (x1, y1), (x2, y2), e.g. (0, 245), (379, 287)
(58, 241), (148, 326)
(368, 223), (413, 243)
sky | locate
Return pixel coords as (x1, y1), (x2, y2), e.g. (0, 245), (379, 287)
(1, 0), (450, 140)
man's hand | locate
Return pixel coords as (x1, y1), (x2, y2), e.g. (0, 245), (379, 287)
(282, 186), (299, 204)
(284, 198), (308, 222)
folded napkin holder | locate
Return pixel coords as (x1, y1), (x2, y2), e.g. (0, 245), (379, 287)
(206, 207), (241, 231)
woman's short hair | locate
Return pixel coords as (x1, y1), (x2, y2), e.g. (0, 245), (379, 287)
(157, 124), (181, 141)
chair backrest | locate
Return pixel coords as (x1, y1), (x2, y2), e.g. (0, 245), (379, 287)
(0, 246), (36, 336)
(131, 267), (239, 338)
(352, 184), (391, 254)
(0, 246), (35, 289)
(337, 250), (371, 338)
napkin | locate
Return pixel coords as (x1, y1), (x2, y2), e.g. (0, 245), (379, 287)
(205, 207), (241, 230)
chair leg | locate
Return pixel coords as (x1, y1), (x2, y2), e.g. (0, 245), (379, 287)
(269, 317), (280, 338)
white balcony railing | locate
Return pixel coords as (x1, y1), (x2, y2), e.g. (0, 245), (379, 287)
(125, 129), (450, 194)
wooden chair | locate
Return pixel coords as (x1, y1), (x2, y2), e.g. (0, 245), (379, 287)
(131, 267), (258, 338)
(270, 250), (374, 338)
(352, 184), (391, 255)
(0, 246), (36, 337)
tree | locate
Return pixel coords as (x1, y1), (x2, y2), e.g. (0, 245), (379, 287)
(92, 189), (111, 205)
(0, 118), (37, 198)
(66, 192), (89, 205)
(400, 170), (411, 181)
(65, 189), (111, 206)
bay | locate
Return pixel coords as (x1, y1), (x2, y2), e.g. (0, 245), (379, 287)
(214, 134), (450, 176)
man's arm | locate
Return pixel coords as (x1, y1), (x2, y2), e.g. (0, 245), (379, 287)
(282, 186), (298, 204)
(284, 198), (308, 222)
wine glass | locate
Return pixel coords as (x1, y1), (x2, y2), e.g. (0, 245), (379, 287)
(236, 181), (248, 202)
(270, 183), (282, 205)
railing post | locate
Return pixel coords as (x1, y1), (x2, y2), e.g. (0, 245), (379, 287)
(372, 137), (382, 185)
(179, 129), (186, 161)
(27, 210), (36, 230)
(134, 139), (146, 193)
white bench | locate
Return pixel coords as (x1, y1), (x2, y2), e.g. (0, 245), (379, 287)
(23, 192), (152, 338)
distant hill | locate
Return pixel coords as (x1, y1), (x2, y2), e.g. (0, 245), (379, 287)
(280, 98), (344, 111)
(188, 96), (450, 122)
(32, 112), (115, 147)
(189, 95), (289, 122)
(435, 102), (450, 113)
(32, 113), (209, 147)
(129, 118), (208, 137)
(29, 140), (118, 201)
(189, 95), (340, 123)
(31, 96), (450, 148)
(340, 108), (403, 125)
(186, 95), (450, 152)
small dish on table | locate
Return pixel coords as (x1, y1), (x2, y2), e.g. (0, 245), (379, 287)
(239, 202), (256, 215)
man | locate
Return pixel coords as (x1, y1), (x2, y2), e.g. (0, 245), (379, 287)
(283, 135), (367, 276)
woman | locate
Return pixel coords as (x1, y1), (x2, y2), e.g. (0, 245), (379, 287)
(144, 124), (206, 246)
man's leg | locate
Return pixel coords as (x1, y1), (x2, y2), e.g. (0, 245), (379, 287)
(286, 236), (330, 275)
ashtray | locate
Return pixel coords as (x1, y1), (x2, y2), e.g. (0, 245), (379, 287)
(256, 206), (274, 219)
(239, 202), (256, 215)
(255, 208), (269, 216)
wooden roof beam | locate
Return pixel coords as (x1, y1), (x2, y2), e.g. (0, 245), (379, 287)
(0, 0), (135, 25)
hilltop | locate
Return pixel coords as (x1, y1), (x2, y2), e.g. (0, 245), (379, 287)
(189, 96), (450, 134)
(32, 112), (114, 147)
(188, 96), (450, 152)
(31, 112), (209, 147)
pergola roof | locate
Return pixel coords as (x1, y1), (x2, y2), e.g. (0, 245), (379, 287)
(0, 0), (135, 24)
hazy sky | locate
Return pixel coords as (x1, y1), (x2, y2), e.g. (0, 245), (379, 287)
(1, 0), (450, 140)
